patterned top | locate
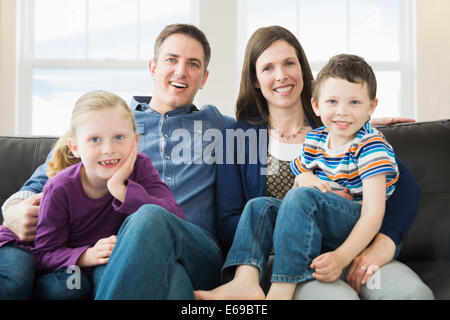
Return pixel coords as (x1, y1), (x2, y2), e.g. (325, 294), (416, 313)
(290, 122), (399, 202)
(266, 153), (296, 200)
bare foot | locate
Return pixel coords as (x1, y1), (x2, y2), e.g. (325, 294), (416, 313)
(194, 278), (265, 300)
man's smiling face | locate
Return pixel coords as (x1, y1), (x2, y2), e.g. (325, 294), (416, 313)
(149, 33), (209, 114)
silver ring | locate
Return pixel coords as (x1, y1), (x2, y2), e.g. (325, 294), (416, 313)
(360, 266), (367, 272)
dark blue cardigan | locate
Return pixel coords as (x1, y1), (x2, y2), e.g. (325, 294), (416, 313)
(216, 118), (421, 253)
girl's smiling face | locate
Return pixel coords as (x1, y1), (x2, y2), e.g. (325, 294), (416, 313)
(68, 107), (137, 187)
(254, 40), (304, 112)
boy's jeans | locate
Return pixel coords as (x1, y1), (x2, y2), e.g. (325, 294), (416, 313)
(223, 187), (362, 284)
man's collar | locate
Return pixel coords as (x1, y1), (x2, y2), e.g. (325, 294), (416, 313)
(130, 96), (199, 115)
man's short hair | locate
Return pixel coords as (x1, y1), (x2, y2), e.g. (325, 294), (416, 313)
(153, 23), (211, 72)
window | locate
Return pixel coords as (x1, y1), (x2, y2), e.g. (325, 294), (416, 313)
(241, 0), (415, 119)
(18, 0), (194, 135)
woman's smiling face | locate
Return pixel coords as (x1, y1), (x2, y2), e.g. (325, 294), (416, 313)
(255, 40), (304, 112)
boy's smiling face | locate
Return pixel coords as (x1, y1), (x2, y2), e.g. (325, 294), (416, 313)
(312, 77), (378, 148)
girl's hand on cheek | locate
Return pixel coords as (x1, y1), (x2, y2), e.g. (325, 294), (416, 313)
(107, 139), (138, 202)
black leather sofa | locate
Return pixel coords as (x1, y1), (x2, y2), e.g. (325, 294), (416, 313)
(0, 119), (449, 299)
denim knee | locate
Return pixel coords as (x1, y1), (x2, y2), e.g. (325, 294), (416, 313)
(120, 204), (178, 242)
(123, 204), (171, 231)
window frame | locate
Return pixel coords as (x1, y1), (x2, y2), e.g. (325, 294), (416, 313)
(16, 0), (196, 135)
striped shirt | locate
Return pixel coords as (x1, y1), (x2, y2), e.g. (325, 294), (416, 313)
(290, 122), (399, 201)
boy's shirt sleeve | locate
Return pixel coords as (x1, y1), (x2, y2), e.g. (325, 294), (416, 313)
(290, 129), (321, 176)
(355, 131), (399, 197)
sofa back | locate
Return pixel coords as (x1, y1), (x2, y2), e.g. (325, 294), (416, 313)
(1, 119), (449, 262)
(379, 120), (450, 262)
(0, 136), (56, 218)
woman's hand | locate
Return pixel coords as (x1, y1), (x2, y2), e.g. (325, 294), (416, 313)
(370, 117), (416, 127)
(345, 233), (396, 294)
(77, 235), (117, 267)
(107, 139), (138, 202)
(293, 172), (331, 193)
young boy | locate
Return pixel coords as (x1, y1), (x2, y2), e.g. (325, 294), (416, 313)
(287, 53), (399, 288)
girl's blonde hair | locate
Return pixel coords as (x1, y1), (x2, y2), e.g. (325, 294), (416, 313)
(46, 90), (135, 178)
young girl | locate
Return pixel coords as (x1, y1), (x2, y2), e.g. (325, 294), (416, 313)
(3, 90), (184, 299)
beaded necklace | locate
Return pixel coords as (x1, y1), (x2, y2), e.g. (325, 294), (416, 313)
(268, 120), (310, 140)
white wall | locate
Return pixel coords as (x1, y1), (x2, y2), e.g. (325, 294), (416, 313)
(0, 0), (16, 135)
(416, 0), (450, 121)
(194, 0), (239, 118)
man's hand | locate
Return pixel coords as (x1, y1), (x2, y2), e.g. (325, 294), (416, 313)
(2, 193), (42, 242)
(107, 139), (138, 202)
(370, 117), (416, 127)
(345, 233), (396, 294)
(77, 235), (117, 267)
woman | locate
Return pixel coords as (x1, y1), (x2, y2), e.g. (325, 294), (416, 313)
(196, 26), (433, 300)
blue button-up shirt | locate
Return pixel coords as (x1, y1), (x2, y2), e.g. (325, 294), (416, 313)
(14, 96), (235, 245)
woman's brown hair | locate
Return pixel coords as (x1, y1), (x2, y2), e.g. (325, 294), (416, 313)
(235, 25), (322, 127)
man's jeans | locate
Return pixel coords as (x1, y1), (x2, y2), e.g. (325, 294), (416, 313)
(0, 246), (36, 299)
(224, 187), (362, 284)
(95, 204), (223, 299)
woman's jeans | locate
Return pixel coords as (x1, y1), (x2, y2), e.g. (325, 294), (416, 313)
(223, 187), (362, 284)
(94, 204), (223, 299)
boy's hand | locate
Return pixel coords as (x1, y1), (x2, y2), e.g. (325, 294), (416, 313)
(107, 139), (138, 202)
(311, 251), (347, 282)
(293, 172), (331, 193)
(77, 235), (117, 267)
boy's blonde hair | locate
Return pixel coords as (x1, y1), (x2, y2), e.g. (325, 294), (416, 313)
(312, 54), (377, 101)
(46, 90), (135, 178)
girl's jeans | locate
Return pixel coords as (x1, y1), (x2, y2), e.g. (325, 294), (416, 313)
(0, 246), (36, 299)
(223, 187), (362, 284)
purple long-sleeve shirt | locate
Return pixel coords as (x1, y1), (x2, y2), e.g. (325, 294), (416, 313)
(0, 152), (184, 273)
